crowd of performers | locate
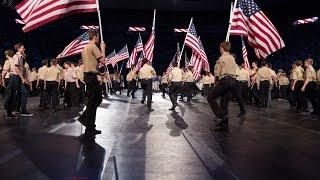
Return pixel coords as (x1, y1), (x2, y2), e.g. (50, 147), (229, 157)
(1, 33), (320, 133)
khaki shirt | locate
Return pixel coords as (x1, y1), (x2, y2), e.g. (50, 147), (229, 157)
(139, 64), (156, 79)
(257, 66), (271, 82)
(219, 53), (238, 78)
(292, 66), (304, 81)
(11, 53), (24, 75)
(305, 66), (317, 82)
(317, 69), (320, 83)
(278, 76), (290, 86)
(113, 74), (120, 82)
(81, 43), (102, 73)
(184, 70), (194, 83)
(45, 66), (60, 82)
(126, 70), (137, 81)
(161, 75), (168, 84)
(29, 71), (38, 82)
(202, 75), (211, 85)
(76, 66), (84, 81)
(169, 67), (183, 82)
(64, 68), (77, 82)
(238, 68), (250, 81)
(214, 59), (222, 77)
(3, 59), (12, 79)
(38, 66), (48, 80)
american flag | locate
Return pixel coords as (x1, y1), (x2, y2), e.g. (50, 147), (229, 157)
(80, 25), (99, 30)
(106, 50), (118, 67)
(128, 27), (146, 32)
(15, 0), (97, 32)
(198, 38), (210, 72)
(116, 45), (130, 62)
(144, 32), (155, 62)
(57, 31), (89, 58)
(241, 37), (251, 70)
(184, 22), (202, 56)
(174, 28), (188, 33)
(127, 35), (144, 68)
(293, 17), (318, 25)
(133, 53), (145, 72)
(190, 50), (203, 80)
(184, 52), (190, 67)
(229, 0), (285, 58)
(165, 53), (177, 76)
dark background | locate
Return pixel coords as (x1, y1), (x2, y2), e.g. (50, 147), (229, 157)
(0, 0), (319, 74)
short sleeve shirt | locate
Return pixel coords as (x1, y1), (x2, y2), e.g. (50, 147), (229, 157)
(81, 43), (102, 73)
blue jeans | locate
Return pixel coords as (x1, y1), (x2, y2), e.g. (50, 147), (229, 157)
(4, 74), (20, 112)
(17, 84), (28, 113)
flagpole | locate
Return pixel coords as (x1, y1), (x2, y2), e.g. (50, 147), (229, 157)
(178, 17), (193, 67)
(96, 0), (104, 42)
(152, 9), (156, 32)
(225, 0), (237, 42)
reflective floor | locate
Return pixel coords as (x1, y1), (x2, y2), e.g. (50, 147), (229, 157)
(0, 91), (319, 180)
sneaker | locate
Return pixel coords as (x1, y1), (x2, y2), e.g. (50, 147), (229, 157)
(6, 113), (18, 119)
(85, 129), (102, 135)
(20, 112), (34, 117)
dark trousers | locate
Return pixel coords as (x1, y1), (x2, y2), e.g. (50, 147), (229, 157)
(38, 80), (47, 107)
(80, 73), (102, 131)
(295, 80), (308, 111)
(161, 83), (168, 97)
(31, 81), (37, 95)
(4, 75), (20, 113)
(239, 81), (249, 104)
(112, 81), (121, 94)
(169, 82), (182, 106)
(17, 83), (28, 113)
(46, 81), (59, 109)
(207, 77), (245, 119)
(203, 84), (210, 97)
(249, 84), (260, 105)
(259, 81), (270, 108)
(127, 80), (137, 97)
(78, 81), (85, 105)
(304, 81), (319, 113)
(141, 79), (152, 108)
(279, 85), (288, 99)
(184, 82), (194, 100)
(65, 82), (78, 107)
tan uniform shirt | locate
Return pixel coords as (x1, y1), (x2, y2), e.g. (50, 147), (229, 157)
(214, 59), (222, 77)
(81, 43), (102, 73)
(169, 67), (183, 82)
(3, 59), (12, 79)
(38, 66), (48, 80)
(139, 64), (156, 79)
(11, 53), (24, 75)
(113, 74), (120, 82)
(29, 71), (38, 82)
(317, 69), (320, 83)
(278, 76), (290, 86)
(184, 70), (194, 83)
(76, 66), (84, 82)
(305, 66), (317, 82)
(126, 70), (137, 81)
(45, 66), (60, 82)
(257, 66), (272, 82)
(202, 75), (212, 85)
(238, 68), (250, 81)
(64, 68), (77, 82)
(161, 75), (168, 84)
(219, 53), (238, 78)
(292, 66), (304, 81)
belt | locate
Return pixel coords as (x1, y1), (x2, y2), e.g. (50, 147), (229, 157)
(221, 75), (236, 79)
(84, 72), (99, 75)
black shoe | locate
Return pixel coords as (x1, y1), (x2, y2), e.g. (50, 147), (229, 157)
(214, 124), (229, 131)
(216, 116), (229, 127)
(78, 115), (88, 126)
(311, 111), (319, 115)
(132, 96), (137, 98)
(237, 111), (246, 117)
(141, 100), (145, 104)
(6, 113), (18, 118)
(169, 104), (178, 111)
(127, 94), (130, 97)
(20, 111), (34, 117)
(85, 129), (102, 135)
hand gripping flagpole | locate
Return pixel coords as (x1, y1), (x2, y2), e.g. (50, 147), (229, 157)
(225, 0), (237, 42)
(178, 17), (193, 68)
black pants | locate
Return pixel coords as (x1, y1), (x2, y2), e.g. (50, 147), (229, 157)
(78, 81), (85, 105)
(65, 82), (78, 107)
(249, 84), (260, 105)
(169, 82), (182, 106)
(203, 84), (210, 97)
(112, 81), (121, 94)
(141, 79), (152, 108)
(279, 85), (288, 99)
(304, 81), (319, 113)
(259, 81), (270, 108)
(238, 81), (249, 104)
(127, 80), (137, 97)
(4, 75), (20, 114)
(46, 81), (59, 109)
(38, 80), (47, 108)
(80, 73), (102, 131)
(161, 83), (168, 97)
(207, 77), (245, 119)
(295, 80), (308, 111)
(184, 82), (194, 100)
